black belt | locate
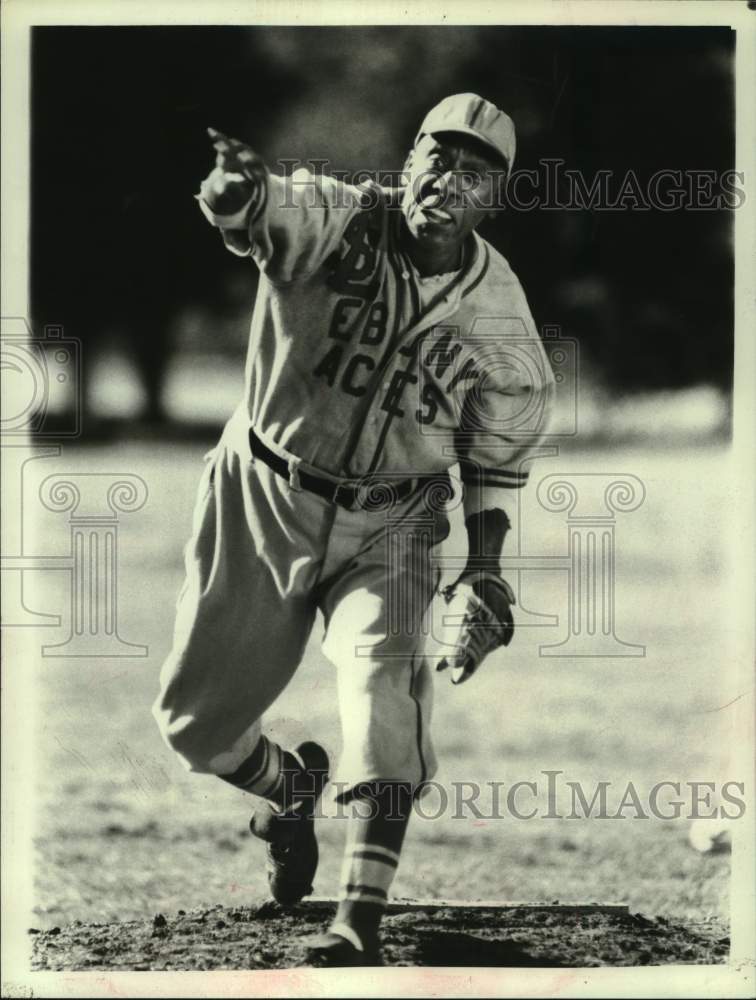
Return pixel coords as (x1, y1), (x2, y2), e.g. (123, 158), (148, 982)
(249, 429), (451, 512)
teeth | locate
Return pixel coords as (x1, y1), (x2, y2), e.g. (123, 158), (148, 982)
(416, 197), (449, 218)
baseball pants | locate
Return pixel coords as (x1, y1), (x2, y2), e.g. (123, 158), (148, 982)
(153, 422), (452, 800)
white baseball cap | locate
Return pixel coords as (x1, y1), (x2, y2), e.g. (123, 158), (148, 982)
(415, 93), (516, 171)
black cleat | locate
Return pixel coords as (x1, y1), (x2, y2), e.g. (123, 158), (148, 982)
(303, 930), (383, 967)
(249, 741), (329, 905)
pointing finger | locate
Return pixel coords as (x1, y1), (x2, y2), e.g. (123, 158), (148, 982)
(207, 126), (232, 144)
(207, 127), (240, 159)
(207, 128), (229, 153)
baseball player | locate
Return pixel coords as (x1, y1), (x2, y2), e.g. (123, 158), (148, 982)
(154, 93), (554, 966)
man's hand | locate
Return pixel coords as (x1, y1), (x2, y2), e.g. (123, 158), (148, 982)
(436, 569), (515, 685)
(199, 127), (265, 220)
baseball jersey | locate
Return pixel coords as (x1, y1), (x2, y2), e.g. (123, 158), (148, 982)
(205, 166), (555, 519)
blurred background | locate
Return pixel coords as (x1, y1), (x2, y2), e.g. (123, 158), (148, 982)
(30, 25), (734, 438)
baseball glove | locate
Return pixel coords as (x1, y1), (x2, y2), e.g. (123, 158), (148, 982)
(436, 570), (516, 685)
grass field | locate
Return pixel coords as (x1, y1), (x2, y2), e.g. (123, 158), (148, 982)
(15, 437), (739, 954)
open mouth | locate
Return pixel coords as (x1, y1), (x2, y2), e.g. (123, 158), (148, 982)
(414, 196), (453, 226)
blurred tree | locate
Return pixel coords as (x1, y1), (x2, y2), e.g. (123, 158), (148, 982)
(31, 27), (288, 427)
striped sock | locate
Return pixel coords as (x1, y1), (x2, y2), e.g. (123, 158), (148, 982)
(338, 840), (400, 908)
(219, 735), (304, 809)
(331, 782), (412, 948)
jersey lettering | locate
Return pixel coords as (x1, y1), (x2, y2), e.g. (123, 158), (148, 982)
(329, 297), (363, 342)
(415, 382), (445, 426)
(316, 297), (386, 398)
(341, 354), (375, 397)
(447, 358), (480, 392)
(380, 369), (418, 418)
(326, 212), (380, 300)
(312, 344), (344, 386)
(425, 331), (462, 378)
(359, 301), (388, 346)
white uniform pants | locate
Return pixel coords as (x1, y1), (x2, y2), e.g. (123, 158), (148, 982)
(153, 423), (451, 800)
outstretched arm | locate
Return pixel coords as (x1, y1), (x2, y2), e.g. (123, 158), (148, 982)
(196, 127), (367, 281)
(197, 128), (267, 255)
(203, 128), (264, 207)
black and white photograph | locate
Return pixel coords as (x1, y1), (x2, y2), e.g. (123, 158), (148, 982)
(2, 1), (754, 995)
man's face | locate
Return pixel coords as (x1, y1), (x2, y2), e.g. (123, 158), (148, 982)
(401, 132), (502, 252)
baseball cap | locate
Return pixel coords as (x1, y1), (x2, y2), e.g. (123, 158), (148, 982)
(415, 93), (516, 171)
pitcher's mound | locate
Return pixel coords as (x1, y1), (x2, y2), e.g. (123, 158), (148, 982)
(30, 900), (729, 970)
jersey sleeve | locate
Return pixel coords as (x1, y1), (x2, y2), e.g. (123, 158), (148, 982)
(216, 167), (366, 283)
(455, 306), (555, 521)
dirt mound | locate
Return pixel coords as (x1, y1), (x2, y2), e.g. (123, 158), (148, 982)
(30, 901), (729, 970)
